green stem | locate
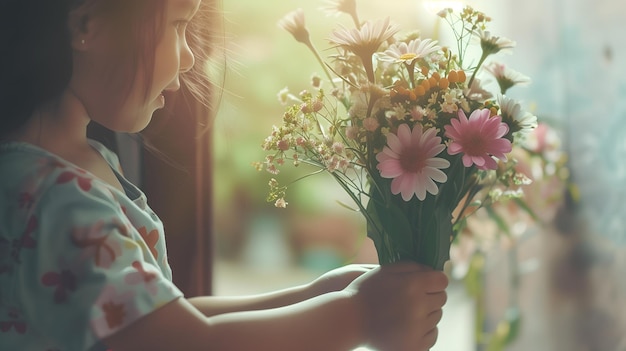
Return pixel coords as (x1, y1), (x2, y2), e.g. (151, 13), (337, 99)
(306, 42), (337, 89)
(467, 52), (489, 90)
(406, 61), (416, 88)
(361, 55), (376, 84)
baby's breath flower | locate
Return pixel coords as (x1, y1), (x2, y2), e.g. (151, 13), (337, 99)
(277, 139), (290, 151)
(269, 178), (279, 188)
(345, 126), (359, 140)
(441, 90), (460, 113)
(275, 198), (288, 208)
(363, 117), (380, 132)
(311, 74), (322, 89)
(252, 161), (263, 171)
(332, 142), (345, 154)
(277, 87), (290, 105)
(266, 164), (279, 175)
(410, 106), (426, 121)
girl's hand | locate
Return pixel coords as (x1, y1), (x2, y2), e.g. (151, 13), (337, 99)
(308, 264), (377, 296)
(347, 262), (449, 351)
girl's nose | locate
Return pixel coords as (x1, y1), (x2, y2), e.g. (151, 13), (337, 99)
(180, 39), (195, 73)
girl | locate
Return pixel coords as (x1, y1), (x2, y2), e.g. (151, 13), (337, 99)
(0, 0), (448, 350)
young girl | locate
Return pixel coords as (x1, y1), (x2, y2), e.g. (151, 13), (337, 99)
(0, 0), (448, 350)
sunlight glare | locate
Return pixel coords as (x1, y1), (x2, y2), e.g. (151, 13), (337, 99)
(423, 0), (466, 14)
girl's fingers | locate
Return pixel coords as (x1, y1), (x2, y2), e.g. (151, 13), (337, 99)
(426, 308), (444, 326)
(427, 291), (448, 309)
(422, 271), (449, 293)
(420, 326), (439, 351)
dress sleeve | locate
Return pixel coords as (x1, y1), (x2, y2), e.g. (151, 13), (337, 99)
(14, 173), (184, 350)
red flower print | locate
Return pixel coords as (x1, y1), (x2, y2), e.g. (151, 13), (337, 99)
(0, 238), (12, 274)
(125, 261), (159, 295)
(0, 309), (27, 334)
(56, 169), (92, 191)
(91, 285), (138, 337)
(18, 192), (35, 209)
(41, 269), (77, 304)
(19, 216), (37, 249)
(71, 221), (123, 268)
(137, 227), (159, 260)
(2, 216), (38, 269)
(131, 261), (157, 283)
(102, 301), (126, 329)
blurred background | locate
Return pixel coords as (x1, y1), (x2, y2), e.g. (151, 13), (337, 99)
(210, 0), (626, 350)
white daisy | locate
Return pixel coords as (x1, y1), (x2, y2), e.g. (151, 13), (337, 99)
(497, 94), (538, 136)
(475, 29), (516, 55)
(378, 38), (441, 65)
(485, 62), (531, 94)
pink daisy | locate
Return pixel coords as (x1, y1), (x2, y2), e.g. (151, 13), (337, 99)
(376, 124), (450, 201)
(444, 109), (512, 170)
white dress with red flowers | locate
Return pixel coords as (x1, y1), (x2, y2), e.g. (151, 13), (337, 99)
(0, 140), (183, 351)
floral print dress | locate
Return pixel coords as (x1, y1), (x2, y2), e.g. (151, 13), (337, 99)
(0, 141), (184, 351)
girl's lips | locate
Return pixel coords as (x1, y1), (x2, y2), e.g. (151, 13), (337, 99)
(157, 93), (165, 108)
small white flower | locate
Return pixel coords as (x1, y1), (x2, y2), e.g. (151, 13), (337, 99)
(278, 9), (310, 45)
(329, 18), (400, 82)
(497, 94), (538, 135)
(275, 198), (288, 208)
(321, 0), (357, 18)
(475, 29), (516, 55)
(484, 62), (531, 93)
(464, 78), (493, 102)
(277, 87), (290, 105)
(329, 18), (399, 58)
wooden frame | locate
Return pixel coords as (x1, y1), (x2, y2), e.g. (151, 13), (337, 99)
(142, 94), (214, 297)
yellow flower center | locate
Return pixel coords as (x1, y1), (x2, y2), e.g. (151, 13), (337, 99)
(399, 53), (417, 61)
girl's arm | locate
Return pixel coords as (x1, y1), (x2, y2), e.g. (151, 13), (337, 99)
(189, 264), (376, 317)
(103, 263), (448, 351)
(106, 291), (363, 351)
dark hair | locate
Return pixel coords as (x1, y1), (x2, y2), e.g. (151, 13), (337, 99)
(0, 0), (75, 137)
(0, 0), (217, 140)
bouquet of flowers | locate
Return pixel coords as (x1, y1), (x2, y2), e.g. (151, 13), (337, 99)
(257, 1), (537, 270)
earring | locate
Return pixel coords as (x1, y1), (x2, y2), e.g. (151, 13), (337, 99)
(81, 39), (86, 45)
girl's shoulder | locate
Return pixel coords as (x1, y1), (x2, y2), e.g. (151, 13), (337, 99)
(0, 141), (128, 237)
(0, 139), (122, 190)
(0, 140), (117, 190)
(0, 141), (75, 193)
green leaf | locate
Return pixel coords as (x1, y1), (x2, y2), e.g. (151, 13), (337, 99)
(513, 197), (540, 222)
(485, 206), (511, 236)
(369, 196), (413, 262)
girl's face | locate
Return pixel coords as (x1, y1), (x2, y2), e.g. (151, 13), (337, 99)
(78, 0), (200, 133)
(145, 0), (200, 121)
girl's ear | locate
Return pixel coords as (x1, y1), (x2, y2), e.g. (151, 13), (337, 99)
(68, 3), (103, 51)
